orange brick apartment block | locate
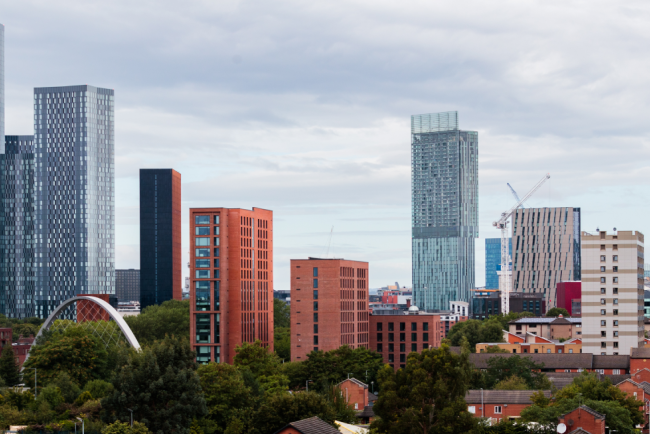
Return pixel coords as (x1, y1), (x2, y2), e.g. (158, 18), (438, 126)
(190, 208), (273, 364)
(557, 406), (605, 434)
(290, 258), (369, 361)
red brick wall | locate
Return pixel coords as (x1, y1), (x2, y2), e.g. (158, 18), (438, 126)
(276, 428), (301, 434)
(632, 369), (650, 383)
(558, 408), (605, 434)
(631, 358), (650, 374)
(190, 208), (274, 364)
(339, 379), (368, 410)
(290, 259), (369, 361)
(469, 403), (531, 421)
(171, 170), (182, 301)
(76, 294), (111, 322)
(369, 314), (441, 370)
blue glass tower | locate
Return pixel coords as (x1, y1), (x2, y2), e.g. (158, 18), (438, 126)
(485, 238), (511, 290)
(0, 24), (4, 151)
(411, 112), (478, 311)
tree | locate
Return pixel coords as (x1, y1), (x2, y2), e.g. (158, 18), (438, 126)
(274, 327), (290, 361)
(0, 345), (21, 386)
(124, 299), (190, 344)
(448, 319), (504, 352)
(48, 371), (81, 403)
(546, 307), (569, 317)
(23, 324), (109, 387)
(493, 375), (528, 391)
(273, 299), (290, 329)
(102, 336), (207, 434)
(255, 392), (338, 434)
(102, 421), (151, 434)
(234, 340), (289, 395)
(483, 355), (552, 390)
(485, 346), (509, 353)
(83, 379), (114, 399)
(370, 345), (478, 434)
(488, 311), (535, 331)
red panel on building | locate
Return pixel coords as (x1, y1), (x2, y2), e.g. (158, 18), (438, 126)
(290, 258), (369, 361)
(76, 294), (112, 322)
(556, 281), (581, 316)
(171, 170), (182, 301)
(190, 208), (273, 364)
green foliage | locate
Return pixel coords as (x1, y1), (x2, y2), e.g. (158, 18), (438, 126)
(546, 307), (569, 317)
(255, 391), (338, 434)
(234, 340), (289, 395)
(370, 344), (478, 434)
(487, 311), (535, 331)
(0, 345), (21, 386)
(483, 355), (552, 390)
(74, 390), (94, 406)
(274, 327), (290, 361)
(322, 385), (357, 423)
(475, 419), (556, 434)
(48, 371), (81, 403)
(83, 379), (114, 399)
(273, 298), (290, 329)
(102, 336), (207, 434)
(485, 345), (509, 353)
(37, 385), (64, 409)
(448, 319), (504, 352)
(102, 421), (151, 434)
(124, 299), (190, 344)
(6, 389), (35, 411)
(493, 375), (528, 391)
(23, 323), (109, 387)
(287, 345), (383, 392)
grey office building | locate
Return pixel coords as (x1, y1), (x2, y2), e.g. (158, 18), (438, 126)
(411, 112), (478, 311)
(0, 136), (35, 317)
(116, 269), (140, 303)
(34, 85), (115, 318)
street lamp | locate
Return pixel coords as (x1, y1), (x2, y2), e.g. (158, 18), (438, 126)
(23, 368), (37, 397)
(371, 381), (374, 394)
(347, 373), (353, 379)
(76, 417), (84, 434)
(127, 408), (133, 427)
(306, 380), (313, 392)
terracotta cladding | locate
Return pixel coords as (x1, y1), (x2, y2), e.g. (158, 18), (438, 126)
(369, 314), (442, 370)
(171, 170), (182, 301)
(290, 259), (369, 361)
(190, 207), (273, 364)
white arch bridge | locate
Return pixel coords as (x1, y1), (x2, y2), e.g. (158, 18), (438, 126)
(24, 296), (141, 365)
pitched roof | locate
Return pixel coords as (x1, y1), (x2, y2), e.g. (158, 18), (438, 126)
(551, 317), (572, 325)
(639, 381), (650, 395)
(469, 353), (593, 370)
(356, 406), (375, 419)
(631, 348), (650, 358)
(568, 429), (591, 434)
(593, 355), (629, 369)
(465, 390), (551, 405)
(509, 317), (581, 324)
(560, 405), (606, 421)
(606, 374), (631, 385)
(337, 378), (368, 389)
(273, 417), (341, 434)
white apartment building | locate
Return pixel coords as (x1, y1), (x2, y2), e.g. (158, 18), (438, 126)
(582, 230), (644, 355)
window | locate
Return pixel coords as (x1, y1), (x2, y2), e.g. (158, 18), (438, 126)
(195, 237), (210, 246)
(411, 333), (417, 341)
(600, 288), (606, 294)
(614, 342), (619, 348)
(388, 333), (394, 342)
(195, 216), (210, 224)
(534, 349), (539, 353)
(388, 323), (394, 331)
(601, 309), (606, 315)
(601, 331), (606, 337)
(196, 270), (210, 279)
(423, 343), (429, 349)
(195, 227), (210, 235)
(400, 343), (406, 352)
(313, 267), (318, 277)
(411, 323), (417, 331)
(213, 226), (220, 235)
(613, 266), (618, 272)
(411, 343), (417, 352)
(400, 333), (405, 342)
(314, 313), (318, 322)
(214, 248), (220, 257)
(600, 277), (606, 283)
(377, 333), (383, 341)
(400, 354), (406, 362)
(613, 309), (618, 315)
(613, 277), (618, 283)
(494, 406), (502, 414)
(196, 259), (210, 268)
(196, 314), (211, 343)
(314, 324), (318, 334)
(377, 344), (383, 352)
(600, 255), (606, 262)
(313, 290), (318, 300)
(388, 354), (394, 363)
(600, 266), (606, 272)
(313, 302), (318, 311)
(313, 279), (318, 288)
(613, 288), (618, 294)
(423, 333), (429, 341)
(569, 349), (573, 353)
(196, 249), (210, 257)
(601, 320), (606, 326)
(613, 255), (618, 261)
(388, 343), (394, 352)
(468, 406), (476, 414)
(213, 237), (220, 246)
(613, 299), (618, 305)
(613, 320), (619, 326)
(423, 323), (429, 331)
(400, 323), (406, 331)
(601, 342), (606, 348)
(313, 336), (318, 345)
(613, 369), (621, 375)
(613, 331), (619, 337)
(600, 298), (606, 305)
(547, 349), (551, 353)
(355, 403), (358, 410)
(613, 244), (618, 250)
(377, 323), (383, 331)
(214, 215), (220, 224)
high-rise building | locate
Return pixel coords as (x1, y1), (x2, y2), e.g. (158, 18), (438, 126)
(116, 269), (140, 303)
(511, 207), (581, 308)
(581, 230), (644, 356)
(556, 281), (582, 317)
(411, 111), (478, 311)
(139, 169), (181, 309)
(189, 207), (273, 364)
(290, 258), (369, 362)
(33, 85), (115, 318)
(485, 238), (511, 290)
(0, 24), (5, 150)
(0, 136), (35, 317)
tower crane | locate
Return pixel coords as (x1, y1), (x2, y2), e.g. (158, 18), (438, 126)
(493, 173), (550, 314)
(507, 183), (525, 208)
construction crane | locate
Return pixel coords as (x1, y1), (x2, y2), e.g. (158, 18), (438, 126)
(507, 183), (525, 208)
(493, 173), (550, 314)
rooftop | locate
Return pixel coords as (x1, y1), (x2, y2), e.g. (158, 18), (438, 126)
(273, 417), (340, 434)
(509, 317), (582, 324)
(465, 390), (551, 405)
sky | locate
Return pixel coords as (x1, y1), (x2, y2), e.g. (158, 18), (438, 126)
(3, 0), (650, 291)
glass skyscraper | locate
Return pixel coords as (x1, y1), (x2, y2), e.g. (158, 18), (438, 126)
(411, 112), (478, 311)
(33, 85), (115, 318)
(0, 136), (35, 317)
(485, 237), (511, 290)
(0, 24), (5, 151)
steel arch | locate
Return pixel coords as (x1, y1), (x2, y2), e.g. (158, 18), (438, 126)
(24, 296), (140, 366)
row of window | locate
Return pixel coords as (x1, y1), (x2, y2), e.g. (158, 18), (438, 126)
(196, 226), (220, 235)
(600, 255), (619, 262)
(196, 259), (220, 268)
(376, 333), (429, 342)
(195, 237), (220, 246)
(601, 341), (619, 348)
(600, 266), (619, 272)
(600, 277), (618, 283)
(378, 343), (430, 353)
(376, 322), (430, 331)
(196, 248), (220, 257)
(600, 298), (619, 305)
(600, 287), (619, 294)
(195, 215), (220, 225)
(600, 331), (620, 337)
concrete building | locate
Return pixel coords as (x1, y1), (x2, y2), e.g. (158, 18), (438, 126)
(472, 290), (545, 320)
(190, 207), (273, 364)
(0, 137), (35, 317)
(509, 316), (582, 340)
(411, 111), (478, 311)
(290, 258), (369, 361)
(139, 169), (182, 309)
(485, 238), (511, 290)
(116, 269), (140, 303)
(556, 281), (582, 317)
(34, 85), (115, 318)
(581, 230), (644, 356)
(511, 207), (581, 308)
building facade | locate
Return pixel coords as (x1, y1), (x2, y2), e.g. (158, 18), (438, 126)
(139, 169), (181, 309)
(472, 291), (545, 320)
(485, 238), (511, 290)
(509, 316), (582, 340)
(511, 207), (581, 309)
(290, 258), (369, 361)
(0, 137), (35, 317)
(116, 269), (140, 303)
(0, 24), (4, 151)
(581, 230), (644, 356)
(33, 85), (115, 318)
(190, 207), (273, 364)
(557, 281), (582, 317)
(411, 112), (478, 311)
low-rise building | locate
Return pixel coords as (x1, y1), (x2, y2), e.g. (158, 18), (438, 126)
(557, 406), (605, 434)
(337, 378), (377, 411)
(465, 390), (551, 422)
(476, 333), (582, 355)
(469, 352), (629, 374)
(509, 316), (582, 340)
(472, 291), (545, 320)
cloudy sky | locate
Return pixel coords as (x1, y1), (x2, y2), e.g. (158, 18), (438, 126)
(3, 0), (650, 291)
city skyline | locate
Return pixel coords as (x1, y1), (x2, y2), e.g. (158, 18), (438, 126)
(2, 2), (650, 292)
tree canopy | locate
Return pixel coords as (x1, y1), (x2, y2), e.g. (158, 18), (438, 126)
(234, 340), (289, 395)
(124, 299), (190, 344)
(273, 299), (290, 329)
(546, 307), (570, 317)
(475, 355), (552, 390)
(448, 319), (504, 352)
(0, 345), (20, 387)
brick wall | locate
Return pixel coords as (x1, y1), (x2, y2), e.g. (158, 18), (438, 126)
(558, 407), (605, 434)
(338, 379), (369, 410)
